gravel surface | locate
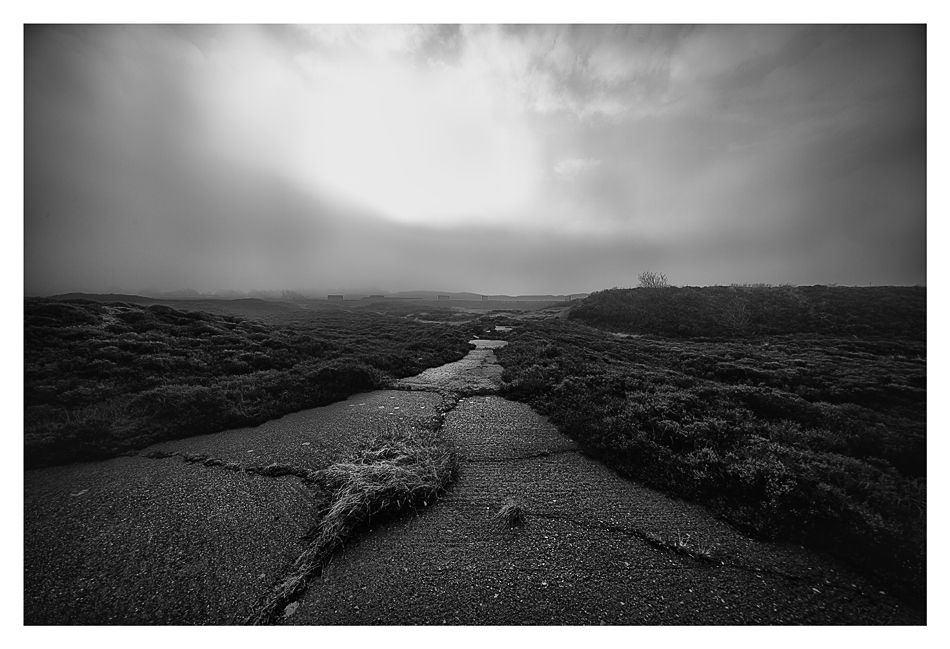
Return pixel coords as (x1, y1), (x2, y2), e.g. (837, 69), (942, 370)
(283, 377), (924, 625)
(24, 390), (442, 625)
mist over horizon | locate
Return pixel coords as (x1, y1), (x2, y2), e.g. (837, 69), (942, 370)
(25, 25), (926, 297)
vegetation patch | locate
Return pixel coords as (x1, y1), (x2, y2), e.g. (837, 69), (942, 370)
(494, 286), (925, 606)
(247, 424), (459, 625)
(570, 285), (925, 340)
(25, 298), (473, 468)
(494, 499), (526, 529)
(664, 532), (718, 563)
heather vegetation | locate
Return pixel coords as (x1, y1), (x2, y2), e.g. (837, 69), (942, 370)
(24, 298), (472, 468)
(570, 284), (925, 340)
(495, 285), (925, 604)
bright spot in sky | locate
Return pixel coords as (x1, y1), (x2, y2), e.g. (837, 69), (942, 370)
(206, 27), (543, 226)
(296, 61), (542, 224)
(23, 24), (927, 294)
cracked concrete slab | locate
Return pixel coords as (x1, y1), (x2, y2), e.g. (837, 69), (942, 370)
(24, 337), (924, 625)
(143, 390), (443, 470)
(283, 394), (923, 625)
(396, 339), (507, 394)
(25, 457), (316, 624)
(24, 389), (444, 625)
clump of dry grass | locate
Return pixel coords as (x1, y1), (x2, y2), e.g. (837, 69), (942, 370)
(246, 425), (458, 625)
(494, 499), (526, 528)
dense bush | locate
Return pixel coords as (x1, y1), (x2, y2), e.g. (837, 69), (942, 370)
(25, 298), (473, 468)
(496, 296), (925, 606)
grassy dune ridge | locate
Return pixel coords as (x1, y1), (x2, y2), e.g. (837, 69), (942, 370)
(24, 298), (473, 468)
(495, 285), (925, 604)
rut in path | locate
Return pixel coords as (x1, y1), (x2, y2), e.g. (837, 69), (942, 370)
(279, 340), (923, 625)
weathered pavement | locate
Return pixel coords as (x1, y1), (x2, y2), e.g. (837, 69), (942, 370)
(396, 339), (507, 394)
(24, 390), (442, 624)
(24, 339), (925, 624)
(283, 342), (924, 625)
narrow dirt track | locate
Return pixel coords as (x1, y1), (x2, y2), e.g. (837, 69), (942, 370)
(283, 341), (923, 625)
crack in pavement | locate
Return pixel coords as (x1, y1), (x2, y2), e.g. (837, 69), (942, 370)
(246, 391), (466, 625)
(277, 340), (924, 625)
(439, 496), (718, 565)
(528, 509), (721, 564)
(443, 497), (876, 602)
(133, 385), (471, 625)
(463, 448), (583, 463)
(139, 450), (326, 485)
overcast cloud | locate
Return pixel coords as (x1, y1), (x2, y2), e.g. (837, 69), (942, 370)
(24, 24), (926, 295)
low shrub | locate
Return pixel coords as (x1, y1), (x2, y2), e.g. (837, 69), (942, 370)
(24, 298), (473, 467)
(569, 285), (925, 340)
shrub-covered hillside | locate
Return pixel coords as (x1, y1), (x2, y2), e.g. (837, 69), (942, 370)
(569, 285), (926, 339)
(25, 298), (472, 468)
(497, 285), (926, 606)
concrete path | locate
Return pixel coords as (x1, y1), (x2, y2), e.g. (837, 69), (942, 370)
(24, 339), (925, 624)
(24, 390), (441, 624)
(25, 456), (315, 624)
(396, 339), (507, 394)
(283, 394), (922, 625)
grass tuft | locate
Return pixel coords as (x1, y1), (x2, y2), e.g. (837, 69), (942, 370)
(246, 424), (458, 625)
(494, 499), (526, 529)
(669, 532), (717, 563)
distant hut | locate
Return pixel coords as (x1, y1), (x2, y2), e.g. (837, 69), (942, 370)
(327, 294), (344, 301)
(438, 295), (450, 301)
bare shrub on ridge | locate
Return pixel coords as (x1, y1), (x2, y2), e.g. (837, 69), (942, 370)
(638, 271), (669, 289)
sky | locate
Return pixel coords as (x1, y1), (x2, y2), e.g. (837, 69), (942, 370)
(23, 23), (927, 295)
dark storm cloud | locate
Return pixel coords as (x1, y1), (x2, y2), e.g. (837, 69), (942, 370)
(24, 24), (926, 296)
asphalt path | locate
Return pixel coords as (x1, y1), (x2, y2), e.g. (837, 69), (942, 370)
(24, 390), (441, 624)
(24, 338), (924, 625)
(283, 394), (923, 625)
(396, 339), (507, 394)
